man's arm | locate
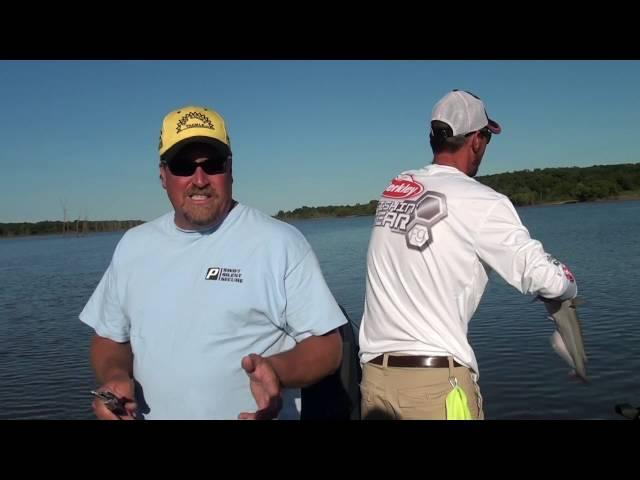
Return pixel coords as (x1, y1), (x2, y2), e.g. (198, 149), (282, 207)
(239, 329), (342, 420)
(267, 328), (342, 387)
(239, 239), (347, 420)
(91, 334), (134, 383)
(90, 335), (137, 419)
(475, 198), (577, 299)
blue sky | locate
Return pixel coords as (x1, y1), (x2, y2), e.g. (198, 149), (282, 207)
(2, 60), (639, 222)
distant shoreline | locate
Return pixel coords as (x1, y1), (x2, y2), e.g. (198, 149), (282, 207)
(277, 163), (640, 220)
(0, 220), (144, 238)
(529, 192), (640, 207)
(3, 194), (640, 237)
(275, 194), (640, 221)
(0, 230), (129, 240)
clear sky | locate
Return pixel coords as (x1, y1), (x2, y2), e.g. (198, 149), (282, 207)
(2, 60), (639, 222)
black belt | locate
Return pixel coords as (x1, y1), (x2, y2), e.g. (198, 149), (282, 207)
(370, 355), (462, 368)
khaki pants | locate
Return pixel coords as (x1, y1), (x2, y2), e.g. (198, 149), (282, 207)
(360, 354), (484, 420)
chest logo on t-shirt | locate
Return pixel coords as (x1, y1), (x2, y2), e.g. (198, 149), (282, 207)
(205, 267), (243, 283)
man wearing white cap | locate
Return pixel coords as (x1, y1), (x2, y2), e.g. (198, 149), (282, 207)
(81, 105), (347, 420)
(358, 90), (578, 419)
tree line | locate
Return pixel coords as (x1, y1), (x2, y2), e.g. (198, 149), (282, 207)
(274, 163), (640, 219)
(275, 200), (379, 220)
(5, 164), (639, 230)
(0, 220), (144, 237)
(477, 163), (640, 206)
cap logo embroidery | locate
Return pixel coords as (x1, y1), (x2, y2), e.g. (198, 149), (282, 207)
(176, 111), (216, 134)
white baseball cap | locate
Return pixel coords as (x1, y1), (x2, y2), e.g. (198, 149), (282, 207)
(431, 90), (502, 137)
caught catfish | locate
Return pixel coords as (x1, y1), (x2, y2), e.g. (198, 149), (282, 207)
(540, 297), (588, 382)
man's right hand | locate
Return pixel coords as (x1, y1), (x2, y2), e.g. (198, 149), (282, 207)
(92, 375), (137, 420)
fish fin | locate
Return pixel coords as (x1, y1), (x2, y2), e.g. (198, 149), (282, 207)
(572, 297), (586, 307)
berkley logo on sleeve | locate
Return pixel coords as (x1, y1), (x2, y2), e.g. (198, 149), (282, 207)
(562, 265), (575, 283)
(382, 178), (425, 199)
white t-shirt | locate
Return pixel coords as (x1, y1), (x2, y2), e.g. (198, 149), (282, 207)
(80, 204), (346, 419)
(359, 164), (577, 376)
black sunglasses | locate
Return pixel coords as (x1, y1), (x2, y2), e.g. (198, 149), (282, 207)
(479, 127), (492, 144)
(164, 156), (228, 177)
(466, 127), (492, 143)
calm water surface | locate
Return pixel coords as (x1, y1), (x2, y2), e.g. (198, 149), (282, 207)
(1, 200), (638, 419)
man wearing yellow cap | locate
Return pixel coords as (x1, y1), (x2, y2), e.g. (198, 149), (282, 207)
(80, 105), (347, 420)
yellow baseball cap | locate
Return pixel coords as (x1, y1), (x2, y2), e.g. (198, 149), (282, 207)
(158, 105), (232, 163)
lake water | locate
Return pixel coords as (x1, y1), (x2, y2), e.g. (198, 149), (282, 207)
(1, 200), (639, 419)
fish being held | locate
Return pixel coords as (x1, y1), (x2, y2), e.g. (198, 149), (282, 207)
(614, 403), (639, 420)
(539, 297), (588, 382)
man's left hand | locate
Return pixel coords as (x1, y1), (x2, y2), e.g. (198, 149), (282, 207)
(238, 353), (283, 420)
